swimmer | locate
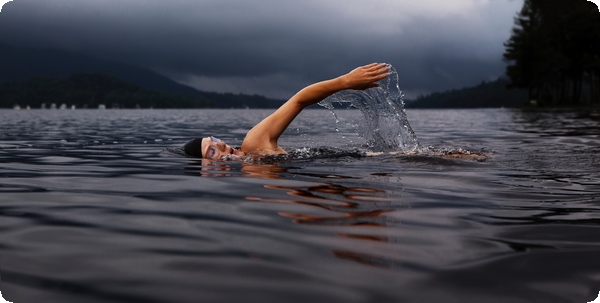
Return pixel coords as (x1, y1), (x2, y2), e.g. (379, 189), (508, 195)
(183, 63), (391, 159)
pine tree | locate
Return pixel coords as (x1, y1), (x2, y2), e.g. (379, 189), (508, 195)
(504, 0), (600, 105)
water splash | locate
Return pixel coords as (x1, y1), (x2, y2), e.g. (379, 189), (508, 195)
(319, 65), (419, 152)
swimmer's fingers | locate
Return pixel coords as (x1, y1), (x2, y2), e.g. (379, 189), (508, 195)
(342, 63), (391, 90)
(368, 63), (392, 87)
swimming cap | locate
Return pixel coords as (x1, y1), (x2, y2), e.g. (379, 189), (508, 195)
(183, 138), (204, 158)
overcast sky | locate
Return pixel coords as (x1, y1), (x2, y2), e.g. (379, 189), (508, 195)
(0, 0), (527, 99)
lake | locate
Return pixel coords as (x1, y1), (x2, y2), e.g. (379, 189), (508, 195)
(1, 108), (599, 303)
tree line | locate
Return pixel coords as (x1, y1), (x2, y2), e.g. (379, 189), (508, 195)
(0, 72), (285, 109)
(504, 0), (600, 106)
(408, 78), (528, 108)
(0, 73), (212, 109)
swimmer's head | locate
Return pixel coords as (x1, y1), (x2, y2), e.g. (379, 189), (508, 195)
(183, 136), (243, 159)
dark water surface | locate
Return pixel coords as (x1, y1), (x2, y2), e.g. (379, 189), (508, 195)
(1, 108), (599, 303)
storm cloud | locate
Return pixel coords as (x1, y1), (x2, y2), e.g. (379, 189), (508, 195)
(0, 0), (523, 99)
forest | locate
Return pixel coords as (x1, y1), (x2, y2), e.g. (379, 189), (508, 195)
(503, 0), (600, 106)
(408, 78), (528, 108)
(0, 73), (284, 109)
(0, 73), (210, 109)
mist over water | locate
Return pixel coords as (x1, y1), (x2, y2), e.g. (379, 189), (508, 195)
(319, 65), (419, 152)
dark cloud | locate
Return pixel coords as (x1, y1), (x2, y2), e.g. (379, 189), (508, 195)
(0, 0), (523, 98)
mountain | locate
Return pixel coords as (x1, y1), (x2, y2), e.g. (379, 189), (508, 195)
(0, 42), (198, 94)
(0, 72), (212, 109)
(406, 78), (529, 108)
(0, 43), (286, 108)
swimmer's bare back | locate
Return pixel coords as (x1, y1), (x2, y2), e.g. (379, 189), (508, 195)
(366, 150), (490, 162)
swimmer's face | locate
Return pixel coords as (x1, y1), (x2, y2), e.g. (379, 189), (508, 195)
(201, 136), (243, 160)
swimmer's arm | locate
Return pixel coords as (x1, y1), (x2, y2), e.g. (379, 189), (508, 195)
(241, 63), (390, 153)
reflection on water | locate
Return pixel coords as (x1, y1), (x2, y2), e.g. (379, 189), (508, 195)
(249, 180), (397, 268)
(510, 108), (600, 137)
(192, 160), (403, 269)
(248, 182), (393, 225)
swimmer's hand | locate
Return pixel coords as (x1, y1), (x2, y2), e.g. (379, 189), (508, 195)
(340, 63), (391, 90)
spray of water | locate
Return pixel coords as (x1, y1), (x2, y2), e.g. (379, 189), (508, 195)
(318, 65), (419, 152)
